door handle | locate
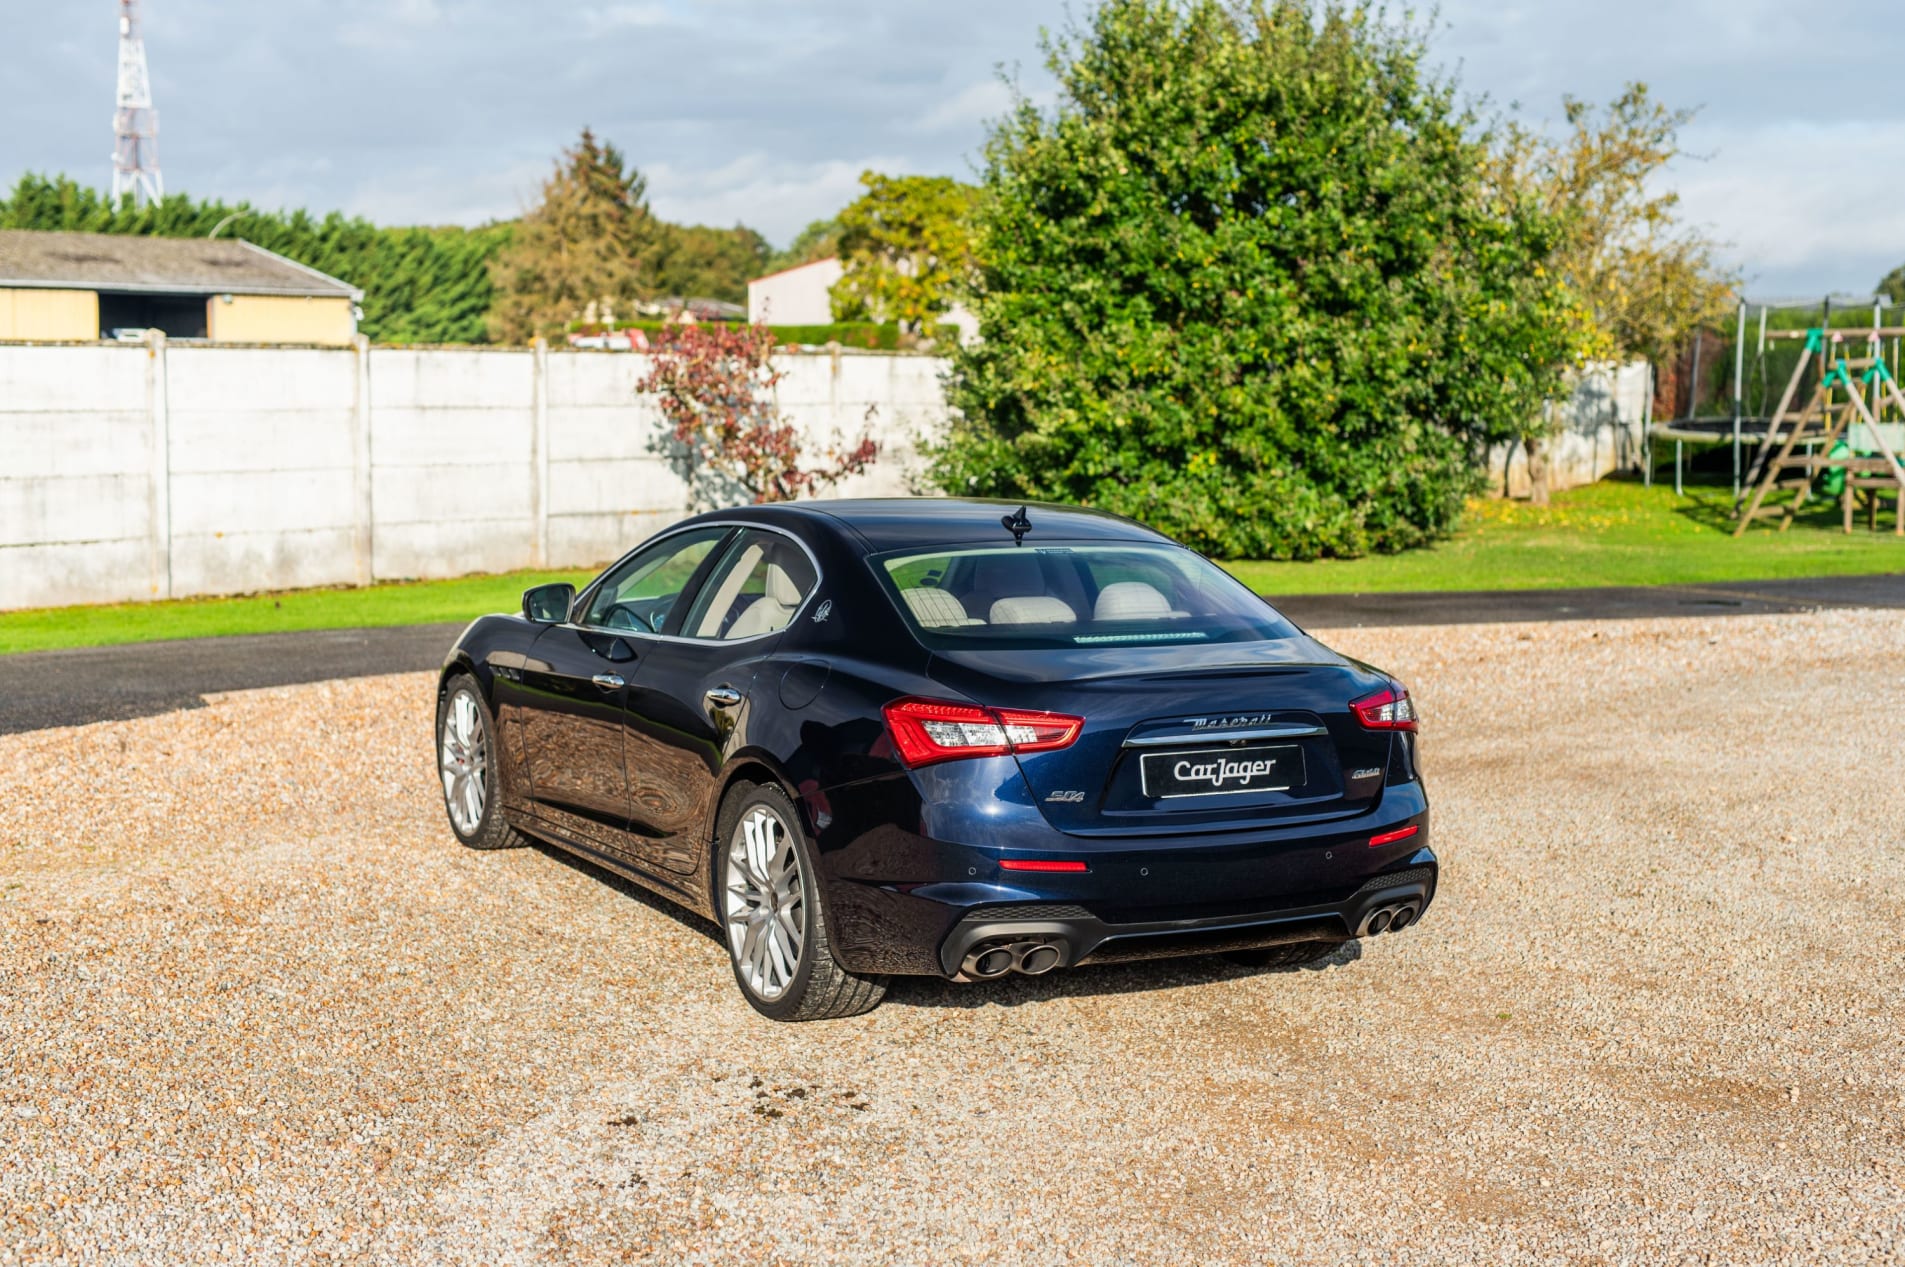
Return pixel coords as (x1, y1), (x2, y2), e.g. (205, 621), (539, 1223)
(705, 686), (743, 708)
(592, 673), (625, 690)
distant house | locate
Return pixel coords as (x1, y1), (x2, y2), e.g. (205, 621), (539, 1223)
(0, 229), (362, 345)
(747, 256), (843, 326)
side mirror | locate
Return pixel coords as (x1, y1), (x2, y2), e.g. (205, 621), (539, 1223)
(522, 582), (576, 624)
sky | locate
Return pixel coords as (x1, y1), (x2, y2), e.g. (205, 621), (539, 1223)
(3, 0), (1900, 297)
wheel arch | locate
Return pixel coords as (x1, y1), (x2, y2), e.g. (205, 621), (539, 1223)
(703, 752), (806, 916)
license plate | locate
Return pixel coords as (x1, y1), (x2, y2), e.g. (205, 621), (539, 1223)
(1140, 744), (1304, 799)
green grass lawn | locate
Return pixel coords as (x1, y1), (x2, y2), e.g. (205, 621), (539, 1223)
(2, 478), (1899, 656)
(0, 568), (595, 657)
(1228, 477), (1905, 596)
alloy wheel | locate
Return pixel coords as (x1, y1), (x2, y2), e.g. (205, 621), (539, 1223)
(724, 805), (807, 1000)
(440, 690), (487, 835)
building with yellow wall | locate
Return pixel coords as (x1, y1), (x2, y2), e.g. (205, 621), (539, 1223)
(0, 230), (360, 345)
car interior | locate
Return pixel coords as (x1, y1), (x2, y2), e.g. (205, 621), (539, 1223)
(685, 535), (816, 640)
(897, 549), (1193, 629)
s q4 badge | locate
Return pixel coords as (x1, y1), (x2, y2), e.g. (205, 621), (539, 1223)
(812, 599), (833, 624)
(1045, 790), (1086, 803)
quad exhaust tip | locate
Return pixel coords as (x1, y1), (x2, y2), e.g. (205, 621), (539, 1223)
(1357, 900), (1422, 938)
(963, 939), (1065, 979)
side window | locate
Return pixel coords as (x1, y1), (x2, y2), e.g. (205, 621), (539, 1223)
(682, 530), (818, 641)
(583, 528), (731, 634)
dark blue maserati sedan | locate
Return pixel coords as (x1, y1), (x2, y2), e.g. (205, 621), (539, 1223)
(435, 499), (1434, 1020)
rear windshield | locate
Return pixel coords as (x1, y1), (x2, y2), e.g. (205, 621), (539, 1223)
(872, 543), (1299, 649)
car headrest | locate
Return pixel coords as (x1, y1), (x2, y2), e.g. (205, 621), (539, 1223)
(1093, 581), (1179, 620)
(764, 562), (803, 606)
(902, 587), (984, 627)
(990, 595), (1077, 625)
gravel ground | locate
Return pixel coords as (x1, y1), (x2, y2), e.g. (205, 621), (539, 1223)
(4, 610), (1903, 1266)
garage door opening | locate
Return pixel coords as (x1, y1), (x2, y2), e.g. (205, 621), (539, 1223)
(98, 291), (208, 339)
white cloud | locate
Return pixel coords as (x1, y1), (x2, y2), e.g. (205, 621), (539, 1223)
(392, 0), (443, 25)
(1670, 121), (1905, 296)
(584, 4), (672, 32)
(916, 78), (1013, 133)
(344, 157), (552, 227)
(338, 0), (444, 49)
(645, 153), (911, 241)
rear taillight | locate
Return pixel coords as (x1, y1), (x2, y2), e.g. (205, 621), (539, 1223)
(1351, 684), (1417, 731)
(882, 697), (1085, 768)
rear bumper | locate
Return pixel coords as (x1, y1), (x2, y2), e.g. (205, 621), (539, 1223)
(936, 858), (1434, 976)
(816, 781), (1435, 977)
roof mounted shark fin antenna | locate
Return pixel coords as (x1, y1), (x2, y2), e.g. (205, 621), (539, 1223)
(1001, 505), (1033, 546)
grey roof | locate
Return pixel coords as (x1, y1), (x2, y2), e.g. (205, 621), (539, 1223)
(0, 230), (361, 299)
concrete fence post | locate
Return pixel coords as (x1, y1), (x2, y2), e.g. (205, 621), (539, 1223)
(531, 337), (549, 568)
(144, 329), (173, 601)
(350, 334), (374, 585)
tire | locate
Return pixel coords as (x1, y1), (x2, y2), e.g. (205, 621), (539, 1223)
(715, 782), (887, 1021)
(1224, 940), (1344, 970)
(437, 673), (527, 851)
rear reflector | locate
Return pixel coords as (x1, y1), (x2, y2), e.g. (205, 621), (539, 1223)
(999, 859), (1089, 873)
(882, 697), (1084, 768)
(1351, 684), (1418, 731)
(1368, 824), (1420, 848)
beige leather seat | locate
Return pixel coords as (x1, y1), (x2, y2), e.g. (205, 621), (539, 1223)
(1092, 581), (1186, 621)
(726, 563), (804, 638)
(990, 595), (1078, 625)
(901, 587), (985, 627)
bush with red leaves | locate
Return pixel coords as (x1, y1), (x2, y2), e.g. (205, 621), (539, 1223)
(639, 323), (878, 506)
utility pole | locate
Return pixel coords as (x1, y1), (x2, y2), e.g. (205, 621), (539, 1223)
(112, 0), (163, 208)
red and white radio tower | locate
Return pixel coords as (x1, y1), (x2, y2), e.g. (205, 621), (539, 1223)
(111, 0), (163, 207)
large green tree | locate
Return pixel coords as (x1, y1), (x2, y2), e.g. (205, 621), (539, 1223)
(0, 172), (509, 344)
(831, 173), (978, 330)
(1500, 85), (1733, 367)
(937, 0), (1573, 559)
(651, 223), (772, 304)
(487, 128), (663, 342)
(1495, 84), (1736, 503)
(1878, 262), (1905, 307)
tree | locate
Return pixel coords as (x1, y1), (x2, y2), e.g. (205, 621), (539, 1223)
(937, 0), (1572, 560)
(766, 217), (844, 274)
(651, 223), (772, 304)
(1878, 262), (1905, 307)
(637, 323), (878, 508)
(1498, 84), (1737, 502)
(487, 129), (662, 343)
(831, 173), (978, 331)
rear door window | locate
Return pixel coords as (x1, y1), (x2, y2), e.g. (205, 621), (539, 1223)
(680, 530), (819, 641)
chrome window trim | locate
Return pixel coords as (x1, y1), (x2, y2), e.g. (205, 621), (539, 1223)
(567, 520), (824, 647)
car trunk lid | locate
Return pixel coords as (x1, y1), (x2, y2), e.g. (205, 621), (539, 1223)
(927, 640), (1395, 836)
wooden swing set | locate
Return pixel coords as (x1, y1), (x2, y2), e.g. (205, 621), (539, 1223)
(1733, 325), (1905, 536)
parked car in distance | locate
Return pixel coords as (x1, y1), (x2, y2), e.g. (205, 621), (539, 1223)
(435, 499), (1435, 1020)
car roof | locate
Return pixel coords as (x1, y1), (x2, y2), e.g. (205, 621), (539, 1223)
(770, 498), (1172, 552)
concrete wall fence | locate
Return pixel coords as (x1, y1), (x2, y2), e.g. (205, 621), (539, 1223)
(0, 340), (1650, 613)
(0, 337), (947, 612)
(1492, 361), (1651, 498)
